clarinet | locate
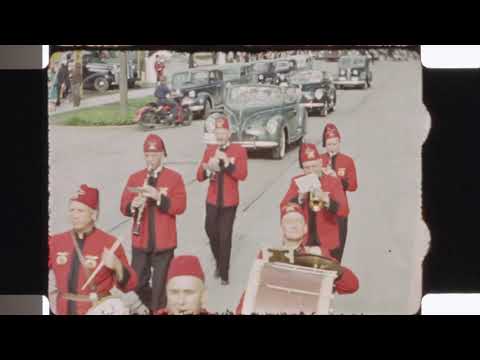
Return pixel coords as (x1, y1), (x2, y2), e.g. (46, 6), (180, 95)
(132, 167), (154, 236)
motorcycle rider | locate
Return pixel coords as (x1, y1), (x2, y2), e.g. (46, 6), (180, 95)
(154, 76), (179, 122)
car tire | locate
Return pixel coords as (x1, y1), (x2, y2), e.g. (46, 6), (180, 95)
(94, 77), (110, 93)
(320, 106), (328, 117)
(184, 110), (193, 126)
(272, 128), (287, 160)
(203, 100), (212, 120)
(330, 95), (337, 113)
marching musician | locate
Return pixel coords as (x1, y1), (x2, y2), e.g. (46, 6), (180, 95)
(196, 116), (248, 286)
(48, 184), (138, 315)
(319, 123), (358, 262)
(120, 134), (187, 313)
(235, 203), (359, 314)
(155, 255), (210, 315)
(281, 143), (348, 253)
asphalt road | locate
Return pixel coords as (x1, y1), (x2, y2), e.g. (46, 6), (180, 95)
(49, 59), (430, 314)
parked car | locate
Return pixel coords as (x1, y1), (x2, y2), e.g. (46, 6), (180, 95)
(170, 68), (226, 119)
(290, 70), (337, 117)
(334, 55), (373, 89)
(216, 63), (254, 86)
(203, 84), (308, 160)
(252, 60), (277, 84)
(81, 51), (138, 93)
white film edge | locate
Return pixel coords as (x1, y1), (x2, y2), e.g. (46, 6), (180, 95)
(421, 45), (480, 68)
(422, 294), (480, 315)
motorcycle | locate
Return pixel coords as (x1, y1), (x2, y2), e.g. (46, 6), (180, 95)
(135, 92), (193, 131)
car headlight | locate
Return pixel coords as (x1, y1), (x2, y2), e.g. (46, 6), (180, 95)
(205, 116), (217, 133)
(340, 69), (346, 75)
(266, 118), (278, 135)
(352, 69), (359, 76)
(314, 89), (324, 100)
(188, 90), (196, 98)
(258, 74), (264, 80)
(175, 90), (183, 97)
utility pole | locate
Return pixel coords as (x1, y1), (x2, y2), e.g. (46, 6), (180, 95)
(119, 51), (129, 121)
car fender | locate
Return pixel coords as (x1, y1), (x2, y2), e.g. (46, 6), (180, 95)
(197, 92), (214, 108)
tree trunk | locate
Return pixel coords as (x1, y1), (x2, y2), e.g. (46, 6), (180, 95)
(119, 51), (129, 121)
(72, 50), (82, 107)
(188, 53), (194, 68)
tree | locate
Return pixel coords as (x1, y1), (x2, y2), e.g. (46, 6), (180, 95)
(119, 51), (129, 121)
(72, 50), (83, 107)
(188, 53), (195, 68)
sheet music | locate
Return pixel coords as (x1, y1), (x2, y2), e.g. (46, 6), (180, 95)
(294, 174), (321, 193)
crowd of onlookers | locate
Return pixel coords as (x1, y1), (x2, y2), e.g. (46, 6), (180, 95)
(48, 57), (72, 113)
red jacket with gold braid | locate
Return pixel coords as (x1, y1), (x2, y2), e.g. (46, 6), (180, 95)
(280, 174), (348, 251)
(48, 228), (138, 315)
(120, 167), (186, 252)
(196, 144), (248, 208)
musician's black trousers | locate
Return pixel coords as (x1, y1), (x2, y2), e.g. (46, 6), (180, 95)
(331, 217), (348, 263)
(205, 204), (237, 282)
(132, 248), (174, 312)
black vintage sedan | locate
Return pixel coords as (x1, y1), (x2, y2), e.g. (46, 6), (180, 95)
(170, 68), (225, 119)
(289, 70), (337, 117)
(252, 60), (277, 84)
(203, 84), (308, 160)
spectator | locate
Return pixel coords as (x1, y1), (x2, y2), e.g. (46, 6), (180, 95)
(48, 61), (59, 113)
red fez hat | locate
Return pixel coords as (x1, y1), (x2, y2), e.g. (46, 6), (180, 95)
(144, 134), (167, 156)
(214, 116), (230, 130)
(70, 184), (99, 210)
(281, 203), (305, 221)
(322, 123), (341, 147)
(299, 143), (321, 168)
(167, 256), (205, 283)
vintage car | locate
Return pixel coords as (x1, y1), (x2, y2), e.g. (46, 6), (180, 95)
(285, 55), (313, 71)
(170, 68), (226, 119)
(252, 60), (277, 84)
(334, 55), (373, 89)
(289, 70), (337, 117)
(81, 51), (138, 93)
(274, 60), (294, 75)
(217, 63), (254, 86)
(203, 84), (308, 160)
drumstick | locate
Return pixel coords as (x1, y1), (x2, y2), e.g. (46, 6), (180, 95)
(81, 238), (122, 291)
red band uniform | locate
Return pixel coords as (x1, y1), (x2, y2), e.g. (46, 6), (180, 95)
(281, 143), (348, 253)
(120, 135), (187, 312)
(235, 203), (359, 314)
(319, 124), (358, 261)
(49, 185), (138, 315)
(196, 117), (248, 284)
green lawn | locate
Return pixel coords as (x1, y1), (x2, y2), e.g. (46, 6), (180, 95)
(51, 96), (156, 126)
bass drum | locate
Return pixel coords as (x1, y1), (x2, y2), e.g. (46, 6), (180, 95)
(86, 297), (130, 316)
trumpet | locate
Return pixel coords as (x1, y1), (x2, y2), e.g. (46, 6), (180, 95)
(132, 167), (153, 236)
(309, 188), (327, 212)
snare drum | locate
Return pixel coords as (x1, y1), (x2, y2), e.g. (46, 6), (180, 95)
(86, 297), (130, 316)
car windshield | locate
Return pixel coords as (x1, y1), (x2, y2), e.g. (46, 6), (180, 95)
(290, 71), (324, 84)
(275, 61), (290, 70)
(253, 62), (271, 73)
(172, 71), (209, 87)
(339, 57), (366, 68)
(226, 86), (283, 107)
(220, 67), (240, 81)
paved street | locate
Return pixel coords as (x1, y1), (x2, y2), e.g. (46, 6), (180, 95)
(49, 59), (430, 314)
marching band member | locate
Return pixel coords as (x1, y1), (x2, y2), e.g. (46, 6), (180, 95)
(196, 116), (248, 286)
(281, 143), (348, 253)
(48, 185), (137, 315)
(320, 123), (358, 262)
(235, 203), (359, 314)
(120, 134), (187, 313)
(155, 255), (210, 315)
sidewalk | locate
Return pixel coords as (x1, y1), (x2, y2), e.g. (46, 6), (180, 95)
(50, 86), (156, 116)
